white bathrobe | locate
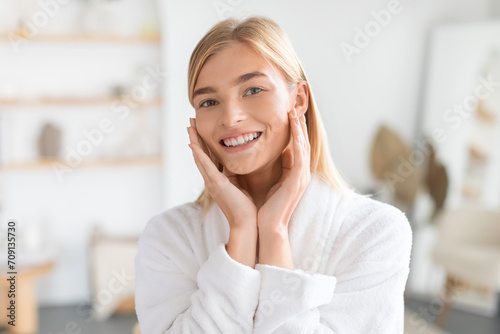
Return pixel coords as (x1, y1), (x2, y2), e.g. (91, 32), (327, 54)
(135, 173), (413, 333)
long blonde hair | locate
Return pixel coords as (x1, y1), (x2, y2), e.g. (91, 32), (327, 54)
(188, 16), (359, 219)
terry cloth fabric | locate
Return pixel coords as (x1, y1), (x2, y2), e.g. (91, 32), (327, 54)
(135, 173), (413, 333)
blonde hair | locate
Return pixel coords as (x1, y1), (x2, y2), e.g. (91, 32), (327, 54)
(188, 16), (360, 219)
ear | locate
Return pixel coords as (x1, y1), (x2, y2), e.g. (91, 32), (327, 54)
(292, 81), (309, 116)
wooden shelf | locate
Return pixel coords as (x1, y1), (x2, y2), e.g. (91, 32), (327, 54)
(0, 32), (161, 44)
(0, 156), (163, 171)
(0, 96), (162, 108)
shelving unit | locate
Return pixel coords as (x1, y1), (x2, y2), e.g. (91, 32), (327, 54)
(0, 96), (161, 107)
(0, 2), (165, 309)
(0, 156), (162, 172)
(0, 32), (161, 44)
(0, 33), (163, 172)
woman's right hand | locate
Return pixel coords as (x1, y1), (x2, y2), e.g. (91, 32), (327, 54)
(187, 118), (257, 231)
(188, 118), (258, 267)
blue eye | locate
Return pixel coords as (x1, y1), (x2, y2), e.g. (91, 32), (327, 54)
(245, 87), (262, 96)
(200, 100), (217, 108)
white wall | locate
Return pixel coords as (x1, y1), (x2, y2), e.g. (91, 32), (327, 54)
(492, 0), (500, 17)
(158, 0), (490, 209)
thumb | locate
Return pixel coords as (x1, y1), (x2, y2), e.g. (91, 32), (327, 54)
(223, 165), (240, 186)
(222, 165), (235, 179)
(282, 148), (293, 170)
(222, 165), (254, 202)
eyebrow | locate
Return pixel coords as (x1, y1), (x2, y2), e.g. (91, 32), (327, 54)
(192, 71), (268, 100)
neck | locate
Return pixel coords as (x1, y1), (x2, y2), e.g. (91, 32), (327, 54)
(236, 154), (283, 210)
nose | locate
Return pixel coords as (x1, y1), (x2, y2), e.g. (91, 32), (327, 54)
(218, 99), (246, 127)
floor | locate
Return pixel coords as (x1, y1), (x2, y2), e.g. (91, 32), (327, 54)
(404, 296), (500, 334)
(3, 297), (495, 334)
(37, 304), (138, 334)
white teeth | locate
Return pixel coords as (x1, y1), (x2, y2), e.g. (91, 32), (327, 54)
(223, 132), (260, 147)
(246, 133), (256, 141)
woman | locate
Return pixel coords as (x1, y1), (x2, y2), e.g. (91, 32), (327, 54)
(135, 16), (412, 333)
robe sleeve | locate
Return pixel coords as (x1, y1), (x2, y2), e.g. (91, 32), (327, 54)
(135, 210), (261, 334)
(252, 206), (412, 333)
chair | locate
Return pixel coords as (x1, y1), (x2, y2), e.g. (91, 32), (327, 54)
(89, 227), (139, 321)
(0, 262), (54, 334)
(431, 207), (500, 327)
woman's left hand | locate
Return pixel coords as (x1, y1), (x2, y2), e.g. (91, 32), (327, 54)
(257, 107), (311, 233)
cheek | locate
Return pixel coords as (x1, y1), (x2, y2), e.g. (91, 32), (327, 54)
(253, 96), (289, 129)
(266, 109), (290, 137)
(260, 113), (291, 154)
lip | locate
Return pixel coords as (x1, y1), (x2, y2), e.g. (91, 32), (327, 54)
(219, 131), (262, 153)
(218, 130), (262, 142)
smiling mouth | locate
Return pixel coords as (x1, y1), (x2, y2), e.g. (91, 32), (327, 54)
(220, 132), (262, 147)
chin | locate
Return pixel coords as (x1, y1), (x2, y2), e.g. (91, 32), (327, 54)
(223, 161), (257, 175)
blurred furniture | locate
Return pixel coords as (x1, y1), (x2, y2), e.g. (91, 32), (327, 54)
(432, 207), (500, 327)
(370, 124), (419, 210)
(410, 22), (500, 300)
(424, 143), (448, 221)
(0, 261), (54, 334)
(89, 227), (138, 321)
(370, 125), (449, 217)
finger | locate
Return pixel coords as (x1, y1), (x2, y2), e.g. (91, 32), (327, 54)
(222, 163), (239, 179)
(190, 142), (230, 198)
(294, 111), (308, 152)
(299, 113), (309, 149)
(187, 125), (198, 148)
(289, 109), (303, 160)
(189, 118), (211, 156)
(188, 120), (217, 176)
(188, 128), (218, 183)
(281, 147), (293, 170)
(299, 114), (311, 175)
(187, 120), (204, 151)
(281, 148), (293, 180)
(188, 141), (210, 181)
(188, 126), (209, 168)
(298, 113), (312, 181)
(289, 108), (301, 144)
(223, 166), (253, 200)
(190, 143), (220, 181)
(188, 118), (199, 144)
(188, 119), (230, 188)
(222, 165), (239, 186)
(288, 109), (306, 182)
(223, 166), (246, 192)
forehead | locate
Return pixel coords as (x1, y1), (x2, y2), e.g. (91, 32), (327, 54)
(194, 42), (285, 88)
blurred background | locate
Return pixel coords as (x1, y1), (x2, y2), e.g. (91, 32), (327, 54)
(0, 0), (499, 333)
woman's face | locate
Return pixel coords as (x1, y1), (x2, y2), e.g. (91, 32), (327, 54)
(192, 42), (295, 175)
